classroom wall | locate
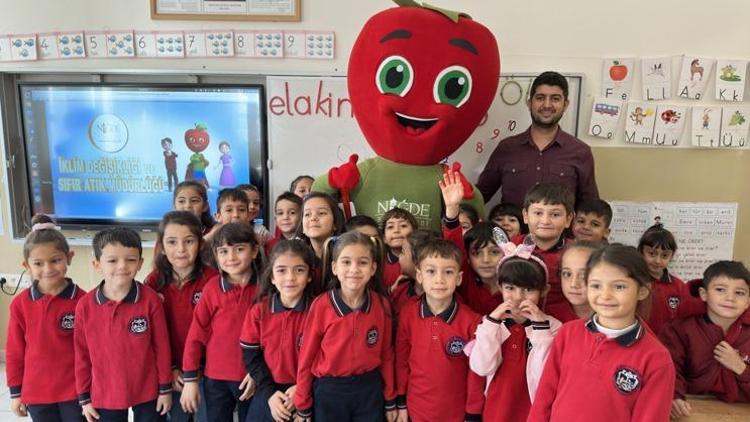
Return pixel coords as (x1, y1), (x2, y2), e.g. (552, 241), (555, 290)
(0, 0), (748, 349)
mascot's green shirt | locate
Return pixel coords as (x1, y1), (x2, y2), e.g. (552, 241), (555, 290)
(312, 156), (485, 232)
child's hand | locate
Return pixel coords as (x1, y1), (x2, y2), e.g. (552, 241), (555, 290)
(172, 369), (184, 392)
(239, 373), (256, 401)
(284, 385), (297, 410)
(518, 299), (546, 323)
(156, 393), (172, 416)
(439, 170), (464, 219)
(489, 301), (516, 321)
(395, 408), (409, 422)
(670, 398), (691, 419)
(10, 398), (27, 417)
(390, 275), (409, 295)
(82, 403), (100, 422)
(269, 391), (292, 422)
(180, 381), (200, 413)
(714, 341), (748, 375)
(385, 408), (398, 422)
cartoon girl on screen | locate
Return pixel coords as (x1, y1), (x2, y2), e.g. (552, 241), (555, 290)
(184, 123), (210, 188)
(218, 141), (236, 188)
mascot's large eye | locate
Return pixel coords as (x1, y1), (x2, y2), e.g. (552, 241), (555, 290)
(433, 65), (472, 107)
(376, 55), (413, 96)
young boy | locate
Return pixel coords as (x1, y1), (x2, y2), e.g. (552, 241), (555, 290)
(395, 238), (484, 422)
(391, 229), (439, 313)
(74, 228), (172, 421)
(660, 261), (750, 418)
(571, 198), (612, 243)
(204, 188), (251, 267)
(345, 214), (381, 239)
(381, 207), (419, 289)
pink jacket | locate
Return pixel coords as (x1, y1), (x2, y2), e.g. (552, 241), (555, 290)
(465, 315), (562, 400)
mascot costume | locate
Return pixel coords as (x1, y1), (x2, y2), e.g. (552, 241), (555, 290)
(312, 0), (500, 231)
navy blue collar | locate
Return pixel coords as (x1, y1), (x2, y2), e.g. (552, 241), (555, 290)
(29, 278), (77, 301)
(419, 295), (458, 324)
(386, 249), (399, 264)
(271, 293), (308, 313)
(658, 270), (672, 284)
(95, 280), (140, 305)
(220, 272), (257, 293)
(585, 315), (644, 347)
(329, 288), (371, 316)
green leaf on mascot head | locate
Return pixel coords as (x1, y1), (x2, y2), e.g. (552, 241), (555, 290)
(194, 123), (207, 130)
(392, 0), (471, 23)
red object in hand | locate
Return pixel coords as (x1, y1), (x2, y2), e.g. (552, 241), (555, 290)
(449, 162), (474, 199)
(328, 154), (360, 219)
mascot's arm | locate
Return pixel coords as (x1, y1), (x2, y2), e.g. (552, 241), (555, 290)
(311, 154), (365, 201)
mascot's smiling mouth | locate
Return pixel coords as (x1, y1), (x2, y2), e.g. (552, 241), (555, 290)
(395, 112), (438, 135)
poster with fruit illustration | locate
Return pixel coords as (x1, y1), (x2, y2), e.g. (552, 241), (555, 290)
(602, 58), (635, 101)
(624, 101), (656, 144)
(641, 57), (671, 100)
(718, 106), (750, 148)
(677, 55), (715, 100)
(588, 97), (623, 140)
(691, 106), (722, 148)
(715, 59), (747, 102)
(652, 105), (687, 147)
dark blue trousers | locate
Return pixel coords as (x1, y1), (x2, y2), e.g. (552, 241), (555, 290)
(202, 377), (250, 422)
(26, 400), (82, 422)
(97, 399), (164, 422)
(312, 370), (384, 422)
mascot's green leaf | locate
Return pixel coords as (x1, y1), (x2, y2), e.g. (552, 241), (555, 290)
(392, 0), (471, 22)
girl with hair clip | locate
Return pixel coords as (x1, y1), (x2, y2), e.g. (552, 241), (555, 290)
(528, 244), (675, 421)
(294, 231), (396, 422)
(240, 239), (316, 422)
(144, 211), (219, 422)
(6, 214), (86, 421)
(465, 228), (561, 422)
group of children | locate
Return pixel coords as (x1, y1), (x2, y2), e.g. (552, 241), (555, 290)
(5, 171), (750, 422)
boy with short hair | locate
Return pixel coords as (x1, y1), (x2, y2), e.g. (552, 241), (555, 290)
(395, 238), (484, 422)
(660, 261), (750, 419)
(215, 188), (251, 226)
(345, 214), (381, 239)
(571, 198), (612, 243)
(391, 229), (440, 314)
(381, 207), (419, 290)
(75, 228), (172, 421)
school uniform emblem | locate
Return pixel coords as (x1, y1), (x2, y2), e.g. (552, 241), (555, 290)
(129, 316), (149, 334)
(366, 326), (379, 347)
(614, 367), (641, 394)
(445, 336), (467, 357)
(192, 290), (203, 305)
(668, 296), (680, 309)
(59, 313), (75, 331)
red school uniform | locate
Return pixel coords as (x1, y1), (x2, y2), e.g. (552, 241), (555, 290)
(239, 293), (310, 402)
(545, 301), (587, 323)
(647, 270), (705, 336)
(512, 233), (568, 307)
(294, 289), (396, 417)
(74, 281), (172, 409)
(383, 249), (402, 289)
(144, 265), (219, 371)
(391, 277), (421, 316)
(6, 280), (85, 404)
(395, 297), (484, 422)
(527, 318), (675, 422)
(182, 274), (257, 382)
(659, 314), (750, 402)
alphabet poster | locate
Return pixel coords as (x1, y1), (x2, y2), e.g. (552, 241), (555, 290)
(718, 106), (750, 148)
(715, 59), (747, 102)
(602, 58), (635, 101)
(624, 101), (656, 144)
(652, 105), (687, 147)
(588, 97), (623, 140)
(641, 57), (672, 100)
(691, 106), (722, 147)
(677, 56), (715, 100)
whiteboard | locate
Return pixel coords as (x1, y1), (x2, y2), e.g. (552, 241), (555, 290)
(266, 74), (582, 211)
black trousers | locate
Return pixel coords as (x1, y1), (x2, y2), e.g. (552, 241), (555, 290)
(203, 377), (250, 422)
(312, 370), (384, 422)
(97, 399), (164, 422)
(26, 400), (82, 422)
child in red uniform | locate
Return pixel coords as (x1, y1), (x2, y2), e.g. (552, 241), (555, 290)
(265, 192), (303, 255)
(458, 203), (480, 234)
(391, 230), (439, 314)
(488, 203), (526, 240)
(241, 239), (315, 422)
(75, 228), (172, 422)
(237, 183), (272, 247)
(638, 224), (703, 335)
(528, 244), (675, 421)
(294, 231), (396, 422)
(660, 261), (750, 419)
(290, 175), (314, 198)
(466, 237), (561, 422)
(6, 215), (85, 421)
(180, 223), (260, 422)
(144, 211), (219, 422)
(545, 240), (600, 323)
(173, 180), (215, 235)
(395, 238), (484, 422)
(571, 199), (612, 243)
(381, 207), (419, 290)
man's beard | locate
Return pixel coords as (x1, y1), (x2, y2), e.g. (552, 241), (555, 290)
(531, 110), (563, 129)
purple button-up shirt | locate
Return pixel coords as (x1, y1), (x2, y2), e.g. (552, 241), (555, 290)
(476, 127), (599, 208)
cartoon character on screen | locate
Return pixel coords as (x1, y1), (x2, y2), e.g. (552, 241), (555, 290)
(161, 137), (179, 191)
(184, 123), (210, 188)
(217, 141), (236, 188)
(312, 0), (500, 231)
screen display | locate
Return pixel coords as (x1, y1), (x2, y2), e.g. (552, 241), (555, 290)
(19, 84), (264, 227)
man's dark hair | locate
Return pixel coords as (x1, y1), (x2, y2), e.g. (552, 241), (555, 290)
(530, 71), (569, 100)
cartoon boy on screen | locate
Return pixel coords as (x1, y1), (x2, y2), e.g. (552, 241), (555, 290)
(161, 137), (179, 191)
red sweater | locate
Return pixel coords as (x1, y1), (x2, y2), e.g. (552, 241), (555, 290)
(659, 314), (750, 402)
(528, 318), (674, 421)
(74, 281), (172, 409)
(395, 297), (484, 421)
(6, 280), (85, 404)
(144, 266), (219, 370)
(512, 234), (568, 307)
(383, 250), (402, 289)
(647, 271), (705, 336)
(391, 278), (421, 316)
(545, 301), (586, 323)
(183, 275), (257, 382)
(294, 289), (396, 417)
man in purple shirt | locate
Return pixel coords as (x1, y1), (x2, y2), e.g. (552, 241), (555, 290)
(476, 71), (599, 207)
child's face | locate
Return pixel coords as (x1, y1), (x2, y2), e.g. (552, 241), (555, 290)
(271, 252), (311, 300)
(416, 255), (462, 302)
(641, 245), (673, 279)
(332, 243), (376, 295)
(243, 190), (262, 221)
(174, 187), (207, 218)
(560, 248), (591, 307)
(384, 217), (414, 250)
(398, 241), (416, 278)
(293, 178), (313, 198)
(572, 212), (610, 242)
(23, 243), (72, 286)
(162, 223), (200, 273)
(523, 202), (572, 242)
(492, 214), (521, 239)
(302, 197), (335, 241)
(93, 243), (144, 286)
(458, 212), (474, 234)
(586, 262), (649, 329)
(215, 242), (258, 279)
(275, 199), (301, 237)
(217, 199), (250, 225)
(469, 241), (503, 282)
(700, 276), (750, 323)
(501, 283), (542, 308)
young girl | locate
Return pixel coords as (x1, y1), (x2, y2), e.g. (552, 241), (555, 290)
(290, 175), (314, 198)
(545, 241), (600, 322)
(241, 240), (315, 422)
(181, 223), (260, 422)
(528, 244), (675, 421)
(295, 192), (344, 259)
(293, 231), (396, 422)
(6, 214), (85, 421)
(488, 203), (527, 239)
(467, 242), (561, 422)
(237, 183), (272, 246)
(173, 180), (215, 235)
(638, 224), (703, 335)
(144, 211), (219, 422)
(265, 192), (303, 255)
